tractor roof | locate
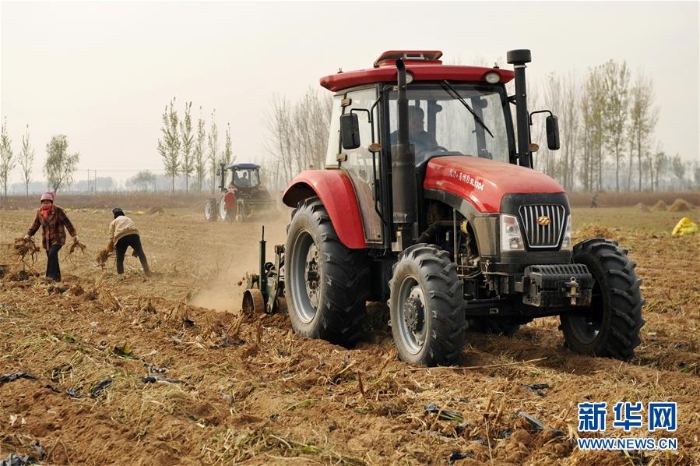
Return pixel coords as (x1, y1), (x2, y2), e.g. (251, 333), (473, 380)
(226, 163), (260, 170)
(320, 50), (514, 92)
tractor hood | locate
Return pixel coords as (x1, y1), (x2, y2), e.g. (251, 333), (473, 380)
(423, 156), (565, 213)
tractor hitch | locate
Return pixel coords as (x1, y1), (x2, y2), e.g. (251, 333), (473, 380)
(242, 226), (286, 316)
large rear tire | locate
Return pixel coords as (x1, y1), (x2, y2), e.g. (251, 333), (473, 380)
(285, 197), (370, 346)
(560, 238), (645, 361)
(204, 198), (218, 222)
(389, 244), (466, 366)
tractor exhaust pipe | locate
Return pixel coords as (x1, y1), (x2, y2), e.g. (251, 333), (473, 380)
(259, 226), (267, 304)
(507, 49), (532, 169)
(391, 59), (416, 249)
(218, 162), (226, 191)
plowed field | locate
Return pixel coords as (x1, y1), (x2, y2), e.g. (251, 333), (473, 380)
(1, 202), (699, 465)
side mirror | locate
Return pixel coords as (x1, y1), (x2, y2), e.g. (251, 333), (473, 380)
(546, 115), (560, 151)
(340, 113), (360, 150)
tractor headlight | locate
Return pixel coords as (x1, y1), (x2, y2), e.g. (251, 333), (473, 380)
(500, 214), (524, 251)
(561, 215), (572, 251)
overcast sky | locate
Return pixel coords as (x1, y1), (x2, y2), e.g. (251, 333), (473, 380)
(1, 1), (698, 187)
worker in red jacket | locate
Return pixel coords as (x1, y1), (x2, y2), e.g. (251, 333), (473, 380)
(24, 191), (79, 282)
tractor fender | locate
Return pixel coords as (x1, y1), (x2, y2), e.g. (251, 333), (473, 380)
(282, 169), (367, 249)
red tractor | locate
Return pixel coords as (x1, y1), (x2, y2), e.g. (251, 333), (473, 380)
(205, 162), (276, 222)
(243, 49), (645, 367)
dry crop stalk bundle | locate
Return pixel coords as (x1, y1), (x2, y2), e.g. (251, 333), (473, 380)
(13, 237), (40, 263)
(96, 247), (112, 267)
(69, 240), (87, 255)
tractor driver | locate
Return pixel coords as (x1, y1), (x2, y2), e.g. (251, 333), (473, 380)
(391, 105), (441, 163)
(238, 171), (250, 187)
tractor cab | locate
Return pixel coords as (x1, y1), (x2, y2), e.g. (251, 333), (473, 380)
(229, 163), (262, 189)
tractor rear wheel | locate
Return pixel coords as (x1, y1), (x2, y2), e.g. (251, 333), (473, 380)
(285, 197), (370, 347)
(389, 244), (466, 366)
(235, 199), (246, 222)
(560, 239), (645, 361)
(204, 198), (218, 221)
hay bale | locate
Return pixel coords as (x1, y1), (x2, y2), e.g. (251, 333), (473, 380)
(635, 203), (650, 212)
(652, 200), (668, 211)
(669, 199), (693, 212)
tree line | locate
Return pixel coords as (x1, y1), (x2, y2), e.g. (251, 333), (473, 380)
(2, 60), (697, 199)
(155, 97), (233, 193)
(533, 61), (698, 192)
(0, 119), (80, 199)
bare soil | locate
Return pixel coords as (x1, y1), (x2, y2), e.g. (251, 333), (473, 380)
(1, 203), (699, 465)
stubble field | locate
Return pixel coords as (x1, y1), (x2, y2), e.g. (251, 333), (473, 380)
(1, 196), (699, 465)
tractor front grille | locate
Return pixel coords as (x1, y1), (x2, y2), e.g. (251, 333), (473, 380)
(518, 204), (566, 249)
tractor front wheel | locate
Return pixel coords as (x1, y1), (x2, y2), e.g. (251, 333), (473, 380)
(389, 244), (466, 366)
(285, 197), (370, 347)
(219, 197), (234, 222)
(560, 238), (645, 361)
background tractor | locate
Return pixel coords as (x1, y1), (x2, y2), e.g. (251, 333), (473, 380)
(204, 162), (276, 222)
(244, 49), (645, 367)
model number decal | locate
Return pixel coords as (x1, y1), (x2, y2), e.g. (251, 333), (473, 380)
(448, 169), (484, 191)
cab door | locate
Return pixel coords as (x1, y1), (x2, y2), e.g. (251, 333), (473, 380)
(330, 87), (383, 245)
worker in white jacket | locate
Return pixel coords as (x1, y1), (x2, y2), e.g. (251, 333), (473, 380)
(108, 207), (151, 276)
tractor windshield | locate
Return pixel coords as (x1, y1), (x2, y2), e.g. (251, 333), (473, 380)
(387, 83), (511, 163)
(231, 168), (260, 188)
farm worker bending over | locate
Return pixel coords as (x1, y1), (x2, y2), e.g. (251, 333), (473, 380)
(108, 207), (151, 276)
(24, 191), (79, 282)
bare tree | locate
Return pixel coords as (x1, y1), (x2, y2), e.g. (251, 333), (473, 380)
(560, 72), (580, 191)
(587, 66), (606, 191)
(305, 88), (332, 169)
(579, 67), (606, 192)
(19, 124), (35, 196)
(264, 88), (331, 189)
(207, 109), (219, 193)
(0, 117), (15, 199)
(652, 148), (667, 191)
(629, 72), (658, 191)
(223, 122), (234, 165)
(128, 170), (157, 192)
(537, 72), (563, 180)
(194, 107), (207, 191)
(157, 97), (181, 192)
(601, 60), (630, 192)
(265, 95), (294, 187)
(671, 154), (686, 188)
(44, 135), (80, 192)
(179, 101), (195, 193)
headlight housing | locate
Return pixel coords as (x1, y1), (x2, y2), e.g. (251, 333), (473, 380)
(500, 214), (524, 251)
(561, 214), (572, 251)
